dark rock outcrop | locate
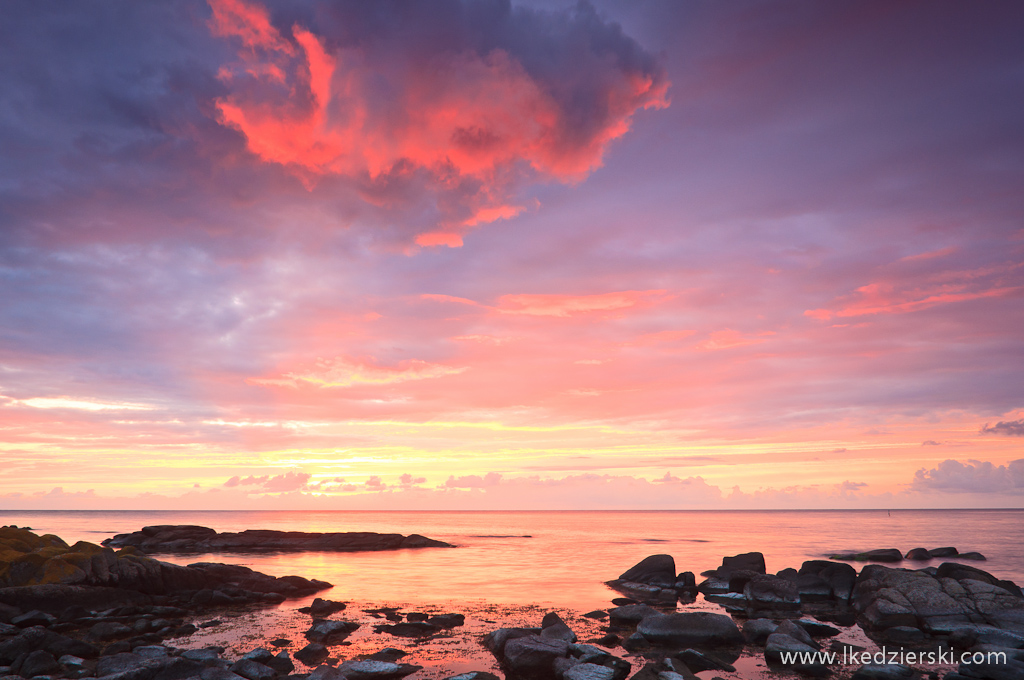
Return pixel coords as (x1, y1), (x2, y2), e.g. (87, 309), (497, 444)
(852, 563), (1024, 639)
(830, 549), (904, 563)
(486, 614), (629, 680)
(103, 526), (452, 554)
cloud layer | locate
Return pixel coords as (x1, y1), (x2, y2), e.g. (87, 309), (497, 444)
(1, 1), (1023, 508)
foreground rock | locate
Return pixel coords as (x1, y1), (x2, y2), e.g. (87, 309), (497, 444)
(636, 612), (744, 648)
(485, 613), (630, 680)
(103, 525), (452, 554)
(605, 555), (698, 603)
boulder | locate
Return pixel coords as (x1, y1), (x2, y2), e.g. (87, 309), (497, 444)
(563, 663), (615, 680)
(229, 659), (276, 680)
(304, 619), (359, 644)
(19, 650), (61, 677)
(904, 549), (930, 561)
(744, 574), (801, 611)
(637, 612), (743, 647)
(300, 598), (347, 618)
(337, 660), (421, 680)
(540, 612), (576, 643)
(617, 556), (676, 588)
(717, 553), (766, 577)
(928, 547), (959, 558)
(482, 628), (538, 657)
(501, 636), (570, 680)
(742, 618), (778, 645)
(293, 643), (328, 667)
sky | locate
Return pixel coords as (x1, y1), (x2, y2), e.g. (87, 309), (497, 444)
(1, 0), (1023, 510)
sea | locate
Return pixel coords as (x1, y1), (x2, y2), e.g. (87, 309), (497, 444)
(2, 509), (1022, 679)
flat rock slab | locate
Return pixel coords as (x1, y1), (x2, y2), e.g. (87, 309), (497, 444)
(637, 612), (744, 648)
(103, 526), (452, 554)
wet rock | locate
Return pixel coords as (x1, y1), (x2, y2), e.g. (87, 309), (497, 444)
(796, 619), (841, 638)
(742, 618), (778, 645)
(267, 652), (293, 675)
(563, 662), (615, 680)
(853, 563), (1024, 639)
(104, 641), (132, 655)
(959, 552), (987, 561)
(103, 526), (452, 553)
(441, 673), (500, 680)
(582, 611), (607, 620)
(229, 659), (277, 680)
(336, 660), (421, 680)
(501, 637), (569, 680)
(540, 613), (576, 643)
(373, 622), (437, 637)
(307, 665), (344, 680)
(293, 644), (328, 667)
(89, 622), (134, 641)
(20, 650), (60, 677)
(182, 649), (223, 664)
(674, 649), (735, 673)
(637, 612), (743, 648)
(268, 639), (289, 648)
(850, 665), (917, 680)
(777, 620), (819, 650)
(928, 547), (958, 558)
(202, 669), (246, 680)
(299, 599), (347, 618)
(304, 619), (359, 644)
(905, 549), (931, 561)
(367, 649), (407, 663)
(717, 553), (766, 577)
(428, 613), (465, 629)
(622, 632), (649, 652)
(617, 556), (676, 588)
(405, 612), (429, 622)
(765, 633), (828, 677)
(744, 574), (801, 611)
(12, 610), (56, 628)
(608, 604), (661, 626)
(482, 628), (538, 657)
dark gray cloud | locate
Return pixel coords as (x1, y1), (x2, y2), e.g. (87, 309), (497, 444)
(980, 420), (1024, 437)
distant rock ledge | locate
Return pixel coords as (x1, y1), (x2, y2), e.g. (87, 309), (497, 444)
(101, 525), (454, 554)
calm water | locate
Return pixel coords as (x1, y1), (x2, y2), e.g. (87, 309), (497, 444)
(2, 509), (1022, 609)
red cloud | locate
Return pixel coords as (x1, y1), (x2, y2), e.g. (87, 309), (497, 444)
(207, 0), (668, 245)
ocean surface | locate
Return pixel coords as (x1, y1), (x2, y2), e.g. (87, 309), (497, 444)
(2, 509), (1022, 678)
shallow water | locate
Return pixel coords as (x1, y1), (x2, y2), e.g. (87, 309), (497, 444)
(2, 510), (1021, 679)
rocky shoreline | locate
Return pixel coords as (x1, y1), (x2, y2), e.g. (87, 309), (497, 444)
(101, 527), (452, 555)
(3, 526), (1023, 680)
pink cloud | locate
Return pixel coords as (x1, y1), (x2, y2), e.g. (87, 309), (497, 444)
(206, 0), (669, 244)
(251, 356), (467, 389)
